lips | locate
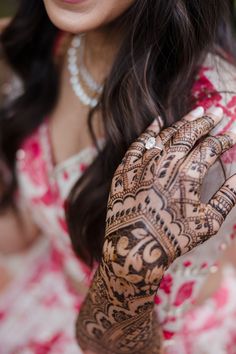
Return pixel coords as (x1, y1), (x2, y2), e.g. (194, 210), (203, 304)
(62, 0), (86, 4)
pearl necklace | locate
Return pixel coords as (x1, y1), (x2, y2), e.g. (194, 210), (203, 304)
(67, 35), (103, 108)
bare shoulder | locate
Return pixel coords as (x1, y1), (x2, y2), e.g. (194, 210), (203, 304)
(0, 17), (11, 33)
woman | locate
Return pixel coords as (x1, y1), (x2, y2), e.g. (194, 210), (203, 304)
(0, 0), (236, 353)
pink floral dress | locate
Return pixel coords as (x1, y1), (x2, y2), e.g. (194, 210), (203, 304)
(0, 53), (236, 354)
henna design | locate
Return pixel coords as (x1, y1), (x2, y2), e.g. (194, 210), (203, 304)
(76, 115), (236, 354)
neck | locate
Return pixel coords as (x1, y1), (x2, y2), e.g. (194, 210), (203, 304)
(83, 23), (124, 83)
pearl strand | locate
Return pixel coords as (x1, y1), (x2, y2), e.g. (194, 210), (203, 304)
(67, 35), (103, 108)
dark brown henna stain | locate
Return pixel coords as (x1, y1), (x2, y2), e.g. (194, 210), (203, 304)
(76, 118), (236, 354)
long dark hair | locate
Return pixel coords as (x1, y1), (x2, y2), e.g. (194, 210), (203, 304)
(0, 0), (235, 267)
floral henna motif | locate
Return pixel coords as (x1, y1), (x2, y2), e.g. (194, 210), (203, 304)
(76, 113), (236, 354)
(77, 222), (167, 354)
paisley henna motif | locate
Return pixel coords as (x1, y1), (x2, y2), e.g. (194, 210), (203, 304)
(76, 113), (236, 354)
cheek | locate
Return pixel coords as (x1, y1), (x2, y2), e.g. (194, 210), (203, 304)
(43, 0), (135, 33)
(100, 0), (136, 23)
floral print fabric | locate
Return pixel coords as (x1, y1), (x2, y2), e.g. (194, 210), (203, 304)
(0, 53), (236, 354)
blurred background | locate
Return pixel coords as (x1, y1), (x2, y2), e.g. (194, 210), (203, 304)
(0, 1), (17, 18)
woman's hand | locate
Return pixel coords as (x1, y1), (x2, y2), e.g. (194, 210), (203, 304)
(76, 107), (236, 354)
(106, 106), (236, 261)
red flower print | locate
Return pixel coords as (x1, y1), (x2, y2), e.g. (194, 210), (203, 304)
(191, 67), (222, 110)
(227, 331), (236, 354)
(173, 281), (195, 307)
(0, 311), (6, 321)
(32, 188), (58, 206)
(159, 274), (173, 294)
(80, 163), (88, 172)
(213, 286), (229, 308)
(58, 216), (68, 233)
(222, 144), (236, 164)
(201, 262), (208, 269)
(154, 295), (162, 305)
(27, 332), (65, 354)
(63, 170), (69, 180)
(163, 330), (174, 340)
(20, 131), (49, 187)
(227, 95), (236, 110)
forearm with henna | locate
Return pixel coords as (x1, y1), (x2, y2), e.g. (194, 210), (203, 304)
(77, 223), (167, 354)
(76, 109), (236, 354)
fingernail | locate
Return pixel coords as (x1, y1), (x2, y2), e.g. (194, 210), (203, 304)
(189, 106), (204, 118)
(207, 106), (223, 118)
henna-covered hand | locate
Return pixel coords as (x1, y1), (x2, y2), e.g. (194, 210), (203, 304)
(76, 107), (236, 354)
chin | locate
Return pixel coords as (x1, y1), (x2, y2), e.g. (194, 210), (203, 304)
(43, 0), (134, 34)
(43, 0), (104, 33)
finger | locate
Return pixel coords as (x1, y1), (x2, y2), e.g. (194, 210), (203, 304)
(158, 122), (184, 146)
(206, 173), (236, 235)
(155, 107), (223, 186)
(167, 106), (223, 157)
(128, 118), (161, 154)
(183, 106), (205, 122)
(182, 132), (236, 186)
(159, 107), (205, 145)
(129, 107), (205, 155)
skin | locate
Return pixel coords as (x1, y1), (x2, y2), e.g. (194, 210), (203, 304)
(0, 0), (135, 294)
(1, 2), (236, 354)
(76, 111), (236, 353)
(43, 0), (135, 83)
(42, 0), (135, 168)
(43, 0), (135, 34)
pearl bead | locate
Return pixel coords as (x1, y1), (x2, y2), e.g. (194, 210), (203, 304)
(70, 65), (79, 76)
(68, 47), (76, 56)
(70, 77), (78, 85)
(68, 55), (77, 64)
(67, 34), (102, 108)
(72, 36), (81, 48)
(91, 99), (98, 107)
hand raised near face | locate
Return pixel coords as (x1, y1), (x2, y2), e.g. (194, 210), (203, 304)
(77, 107), (236, 354)
(105, 106), (236, 277)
